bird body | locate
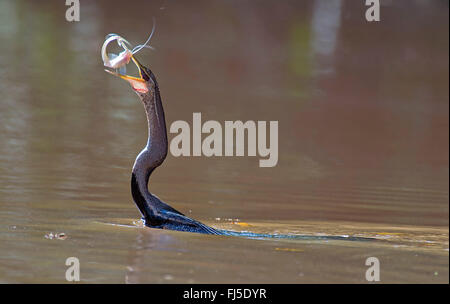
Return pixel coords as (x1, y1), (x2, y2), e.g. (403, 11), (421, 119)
(106, 54), (221, 235)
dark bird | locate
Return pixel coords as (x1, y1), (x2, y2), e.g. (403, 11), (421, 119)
(105, 55), (221, 235)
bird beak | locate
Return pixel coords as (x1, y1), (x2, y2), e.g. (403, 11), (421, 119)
(105, 55), (150, 93)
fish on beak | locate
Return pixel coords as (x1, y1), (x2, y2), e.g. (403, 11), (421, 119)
(102, 28), (156, 94)
(105, 55), (152, 94)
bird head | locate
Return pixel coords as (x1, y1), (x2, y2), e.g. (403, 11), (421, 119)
(105, 55), (156, 97)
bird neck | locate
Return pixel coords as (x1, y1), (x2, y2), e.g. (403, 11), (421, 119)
(143, 85), (168, 152)
(131, 82), (168, 220)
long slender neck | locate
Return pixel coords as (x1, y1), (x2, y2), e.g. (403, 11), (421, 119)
(143, 84), (167, 152)
(131, 81), (168, 220)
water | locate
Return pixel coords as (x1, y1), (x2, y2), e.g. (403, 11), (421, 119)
(0, 0), (448, 283)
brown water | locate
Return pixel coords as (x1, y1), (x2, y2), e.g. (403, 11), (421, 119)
(0, 0), (448, 283)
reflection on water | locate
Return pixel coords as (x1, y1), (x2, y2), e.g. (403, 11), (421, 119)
(311, 0), (342, 75)
(0, 0), (448, 283)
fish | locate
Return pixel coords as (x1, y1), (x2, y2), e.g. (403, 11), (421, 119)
(101, 34), (134, 71)
(101, 19), (156, 75)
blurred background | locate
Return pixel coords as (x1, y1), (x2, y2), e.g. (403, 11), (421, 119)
(0, 0), (448, 283)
